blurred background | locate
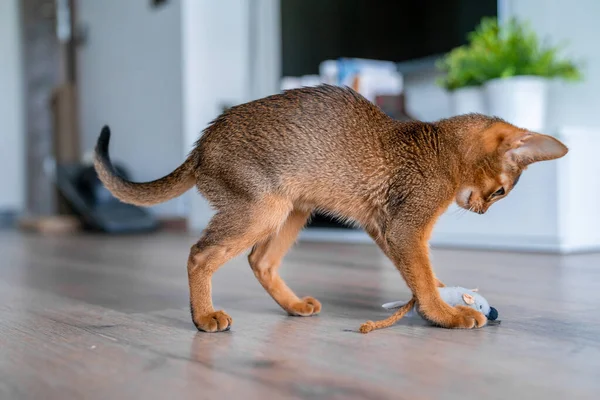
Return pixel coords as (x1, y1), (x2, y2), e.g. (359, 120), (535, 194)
(1, 0), (598, 253)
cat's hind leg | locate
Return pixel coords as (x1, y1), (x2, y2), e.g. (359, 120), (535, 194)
(248, 209), (321, 316)
(188, 195), (292, 332)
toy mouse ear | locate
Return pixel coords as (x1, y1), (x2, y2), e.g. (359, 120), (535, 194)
(462, 293), (475, 305)
(471, 288), (479, 292)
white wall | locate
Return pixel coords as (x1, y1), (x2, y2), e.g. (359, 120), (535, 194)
(0, 0), (25, 213)
(248, 0), (281, 101)
(77, 0), (184, 216)
(181, 0), (253, 231)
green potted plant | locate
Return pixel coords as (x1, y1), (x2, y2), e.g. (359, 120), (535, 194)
(438, 17), (582, 131)
(436, 41), (489, 115)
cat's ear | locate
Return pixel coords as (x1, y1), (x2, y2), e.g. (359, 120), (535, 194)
(505, 132), (568, 166)
(482, 124), (568, 165)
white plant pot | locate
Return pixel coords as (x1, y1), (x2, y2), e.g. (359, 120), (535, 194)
(484, 76), (549, 132)
(449, 86), (487, 115)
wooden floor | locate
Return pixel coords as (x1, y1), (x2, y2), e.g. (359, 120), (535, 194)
(1, 231), (599, 400)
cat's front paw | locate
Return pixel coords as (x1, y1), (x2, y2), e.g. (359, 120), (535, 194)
(445, 305), (487, 329)
(288, 296), (321, 316)
(193, 310), (233, 332)
(422, 303), (486, 329)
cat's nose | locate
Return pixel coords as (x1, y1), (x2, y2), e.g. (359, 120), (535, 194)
(488, 307), (498, 320)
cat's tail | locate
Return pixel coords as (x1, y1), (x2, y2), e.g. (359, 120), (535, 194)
(94, 125), (196, 206)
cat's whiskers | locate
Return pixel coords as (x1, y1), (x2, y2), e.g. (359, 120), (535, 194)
(450, 207), (463, 216)
(450, 206), (469, 219)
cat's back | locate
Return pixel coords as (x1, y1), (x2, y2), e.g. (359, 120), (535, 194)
(191, 85), (437, 211)
(194, 85), (397, 202)
(197, 84), (392, 152)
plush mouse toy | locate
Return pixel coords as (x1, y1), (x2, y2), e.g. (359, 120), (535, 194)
(359, 286), (499, 333)
(382, 287), (499, 322)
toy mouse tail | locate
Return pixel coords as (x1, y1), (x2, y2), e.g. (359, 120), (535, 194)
(382, 300), (407, 310)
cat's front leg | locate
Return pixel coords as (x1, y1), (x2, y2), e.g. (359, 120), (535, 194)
(369, 215), (486, 329)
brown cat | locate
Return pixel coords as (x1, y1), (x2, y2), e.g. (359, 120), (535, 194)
(94, 85), (568, 332)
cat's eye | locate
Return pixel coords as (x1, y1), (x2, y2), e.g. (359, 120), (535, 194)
(492, 187), (505, 197)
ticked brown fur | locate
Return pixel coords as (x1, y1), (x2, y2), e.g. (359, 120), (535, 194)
(94, 85), (568, 332)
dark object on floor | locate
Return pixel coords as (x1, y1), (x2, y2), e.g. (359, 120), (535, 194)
(55, 163), (159, 233)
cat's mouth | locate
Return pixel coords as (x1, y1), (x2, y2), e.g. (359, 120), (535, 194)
(456, 189), (486, 214)
(456, 189), (474, 210)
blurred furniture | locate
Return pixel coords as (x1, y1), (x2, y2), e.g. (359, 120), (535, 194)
(54, 163), (158, 233)
(21, 0), (63, 216)
(51, 82), (81, 215)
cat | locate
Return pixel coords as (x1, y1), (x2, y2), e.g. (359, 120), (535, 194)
(94, 85), (568, 332)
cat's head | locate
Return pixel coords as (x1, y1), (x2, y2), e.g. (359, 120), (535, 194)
(456, 120), (568, 214)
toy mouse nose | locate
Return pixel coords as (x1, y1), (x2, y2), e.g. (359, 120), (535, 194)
(488, 307), (498, 321)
